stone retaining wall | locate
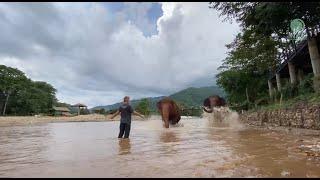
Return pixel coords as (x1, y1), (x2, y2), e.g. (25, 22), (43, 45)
(239, 104), (320, 130)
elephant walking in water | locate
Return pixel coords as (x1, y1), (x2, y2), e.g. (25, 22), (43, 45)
(202, 95), (226, 113)
(157, 97), (181, 128)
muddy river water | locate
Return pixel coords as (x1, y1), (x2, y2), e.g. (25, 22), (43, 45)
(0, 116), (320, 178)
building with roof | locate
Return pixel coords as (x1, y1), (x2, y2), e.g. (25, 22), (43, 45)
(52, 106), (72, 116)
(267, 24), (320, 97)
(71, 103), (88, 115)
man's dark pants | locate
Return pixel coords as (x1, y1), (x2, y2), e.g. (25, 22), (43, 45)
(118, 123), (131, 138)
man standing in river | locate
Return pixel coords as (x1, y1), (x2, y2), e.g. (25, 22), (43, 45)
(110, 96), (144, 139)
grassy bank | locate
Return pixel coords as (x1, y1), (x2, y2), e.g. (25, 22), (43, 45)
(249, 92), (320, 112)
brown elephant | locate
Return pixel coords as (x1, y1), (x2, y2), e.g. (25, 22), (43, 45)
(202, 95), (226, 113)
(156, 97), (181, 128)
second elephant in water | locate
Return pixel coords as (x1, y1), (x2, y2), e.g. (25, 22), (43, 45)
(202, 95), (226, 113)
(156, 97), (181, 128)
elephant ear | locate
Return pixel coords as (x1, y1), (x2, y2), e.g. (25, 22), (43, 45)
(171, 100), (180, 113)
(203, 97), (210, 108)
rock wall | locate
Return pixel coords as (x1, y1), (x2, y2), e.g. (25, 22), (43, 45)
(239, 104), (320, 130)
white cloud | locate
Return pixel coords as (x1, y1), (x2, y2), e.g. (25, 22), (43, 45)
(0, 2), (239, 108)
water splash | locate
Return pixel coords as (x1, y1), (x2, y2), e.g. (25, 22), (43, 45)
(202, 107), (244, 130)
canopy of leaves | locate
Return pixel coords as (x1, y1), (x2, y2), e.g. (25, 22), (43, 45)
(135, 98), (151, 117)
(211, 2), (320, 108)
(0, 65), (57, 115)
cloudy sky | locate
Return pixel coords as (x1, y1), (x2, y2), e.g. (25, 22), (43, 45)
(0, 2), (239, 108)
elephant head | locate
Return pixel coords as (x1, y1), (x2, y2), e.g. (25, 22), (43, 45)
(157, 97), (181, 128)
(202, 95), (226, 113)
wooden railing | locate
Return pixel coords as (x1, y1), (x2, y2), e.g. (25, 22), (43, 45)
(269, 24), (320, 80)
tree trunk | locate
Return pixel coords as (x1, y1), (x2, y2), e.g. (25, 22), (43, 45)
(2, 93), (10, 116)
(268, 80), (273, 99)
(288, 62), (297, 85)
(276, 73), (282, 91)
(308, 37), (320, 75)
(246, 87), (249, 102)
(307, 37), (320, 91)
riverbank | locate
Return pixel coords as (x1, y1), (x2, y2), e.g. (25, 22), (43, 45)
(239, 100), (320, 130)
(0, 114), (145, 127)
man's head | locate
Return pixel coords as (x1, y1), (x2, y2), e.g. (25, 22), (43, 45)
(123, 96), (130, 104)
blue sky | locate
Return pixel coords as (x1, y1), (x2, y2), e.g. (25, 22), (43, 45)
(104, 2), (163, 37)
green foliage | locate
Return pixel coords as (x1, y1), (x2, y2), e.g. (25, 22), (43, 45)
(79, 108), (90, 115)
(92, 86), (225, 114)
(280, 83), (298, 100)
(297, 74), (314, 95)
(216, 69), (268, 105)
(255, 92), (320, 112)
(135, 98), (151, 117)
(0, 65), (57, 116)
(211, 2), (320, 37)
(211, 2), (320, 110)
(170, 86), (225, 107)
(94, 108), (106, 114)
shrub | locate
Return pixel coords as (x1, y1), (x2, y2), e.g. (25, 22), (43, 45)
(298, 73), (314, 95)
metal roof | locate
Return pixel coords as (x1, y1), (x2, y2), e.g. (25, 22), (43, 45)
(53, 106), (70, 112)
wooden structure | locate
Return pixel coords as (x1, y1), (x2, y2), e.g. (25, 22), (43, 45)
(72, 103), (88, 116)
(52, 106), (72, 116)
(268, 24), (320, 96)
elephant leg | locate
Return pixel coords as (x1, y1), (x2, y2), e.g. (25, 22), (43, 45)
(161, 104), (170, 128)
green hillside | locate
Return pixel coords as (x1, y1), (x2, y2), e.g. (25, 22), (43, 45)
(169, 86), (225, 108)
(91, 86), (225, 112)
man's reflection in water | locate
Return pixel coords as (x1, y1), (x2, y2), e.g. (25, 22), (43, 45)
(118, 138), (131, 155)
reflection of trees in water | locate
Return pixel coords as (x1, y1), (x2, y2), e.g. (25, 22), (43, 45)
(118, 139), (131, 155)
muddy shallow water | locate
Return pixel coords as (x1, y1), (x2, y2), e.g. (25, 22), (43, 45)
(0, 117), (320, 178)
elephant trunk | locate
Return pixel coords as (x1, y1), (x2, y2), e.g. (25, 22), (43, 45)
(202, 106), (213, 113)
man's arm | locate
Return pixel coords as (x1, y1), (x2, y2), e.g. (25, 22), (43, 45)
(133, 111), (145, 118)
(110, 110), (120, 119)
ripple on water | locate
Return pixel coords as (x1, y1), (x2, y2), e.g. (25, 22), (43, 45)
(0, 118), (320, 177)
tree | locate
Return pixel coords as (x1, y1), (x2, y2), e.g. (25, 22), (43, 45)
(216, 68), (268, 105)
(211, 2), (320, 91)
(210, 2), (320, 36)
(135, 98), (150, 117)
(0, 65), (58, 116)
(0, 65), (29, 115)
(211, 2), (320, 107)
(94, 108), (106, 114)
(80, 108), (90, 115)
(223, 29), (279, 73)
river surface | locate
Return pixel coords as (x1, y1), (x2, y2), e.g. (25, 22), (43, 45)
(0, 116), (320, 178)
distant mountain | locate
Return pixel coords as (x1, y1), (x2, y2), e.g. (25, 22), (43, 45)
(91, 96), (165, 112)
(169, 86), (225, 108)
(91, 86), (224, 112)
